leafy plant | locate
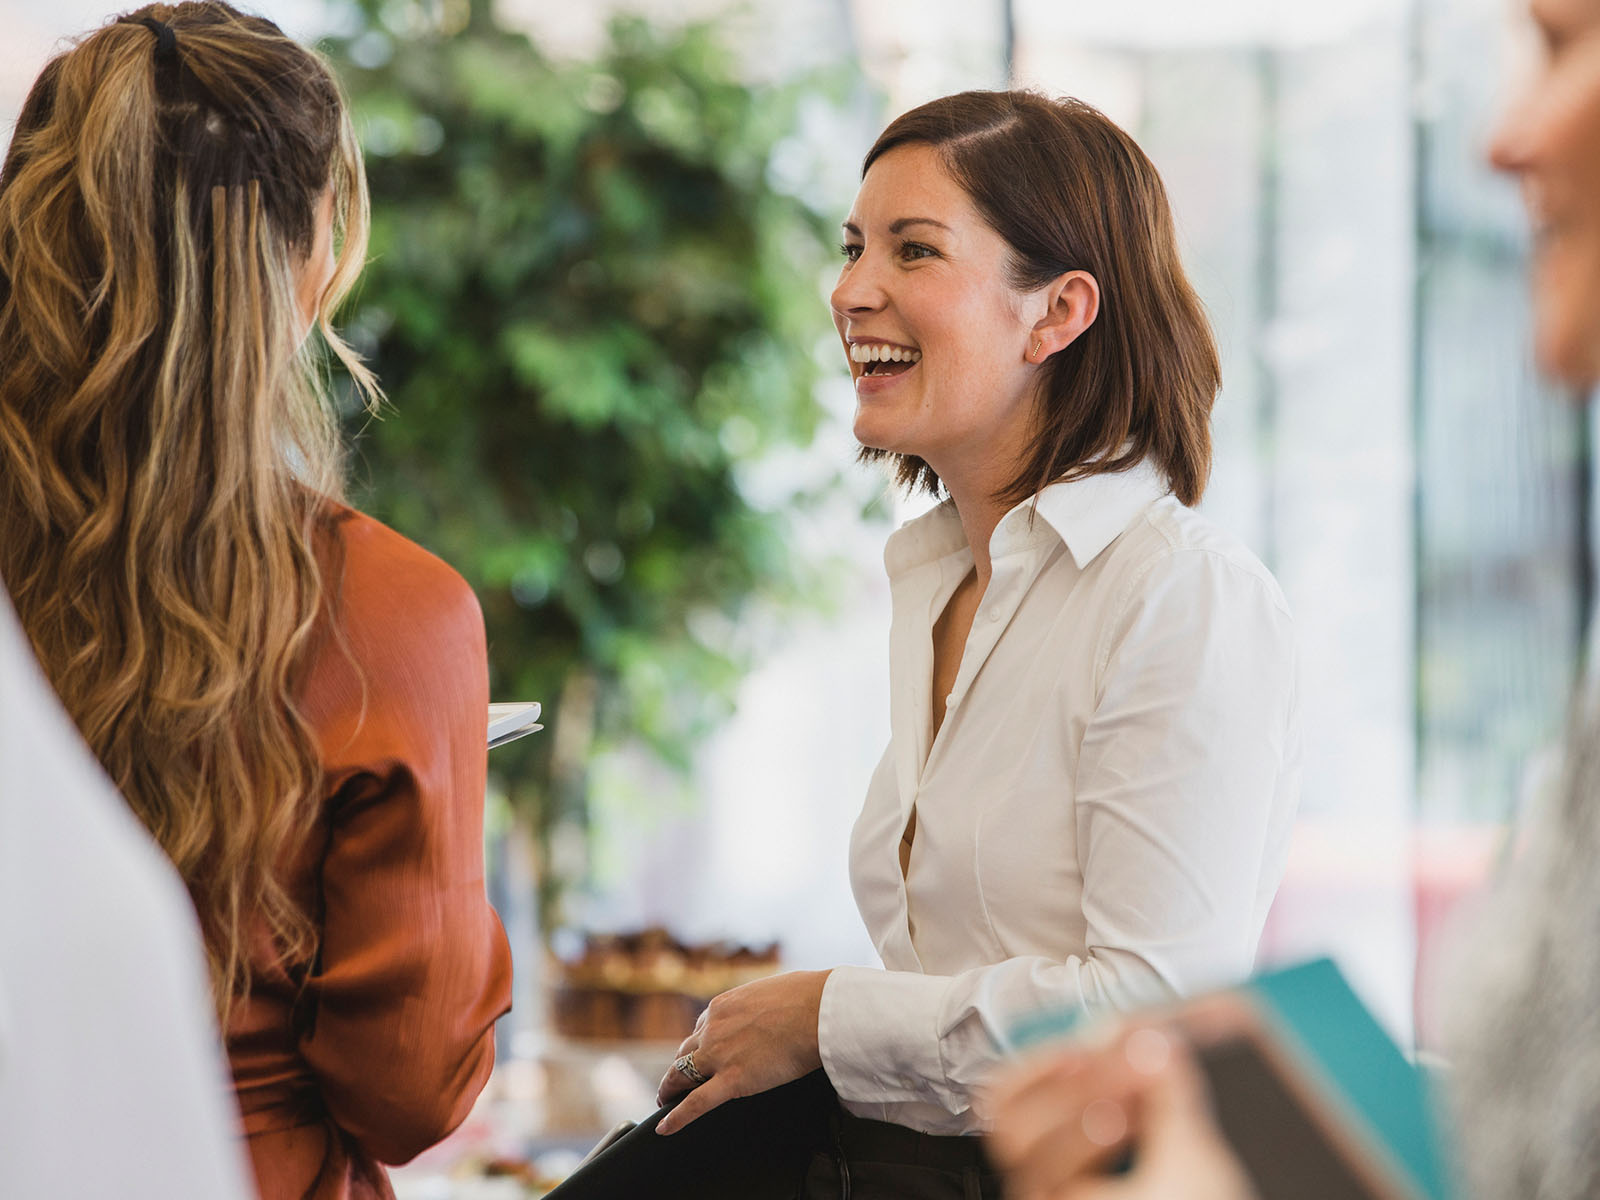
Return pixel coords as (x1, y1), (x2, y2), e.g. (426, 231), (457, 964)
(322, 0), (841, 926)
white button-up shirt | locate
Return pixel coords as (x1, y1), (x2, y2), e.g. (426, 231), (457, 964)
(817, 461), (1301, 1134)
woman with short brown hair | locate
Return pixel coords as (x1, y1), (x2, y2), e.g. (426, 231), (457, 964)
(633, 90), (1300, 1199)
(854, 90), (1219, 510)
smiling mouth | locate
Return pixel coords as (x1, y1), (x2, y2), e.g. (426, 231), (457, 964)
(850, 342), (922, 378)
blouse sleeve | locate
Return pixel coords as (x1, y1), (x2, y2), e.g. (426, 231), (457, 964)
(296, 521), (513, 1165)
(819, 547), (1299, 1121)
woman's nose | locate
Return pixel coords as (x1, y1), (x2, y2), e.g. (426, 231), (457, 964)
(1488, 99), (1533, 176)
(1487, 59), (1546, 177)
(830, 255), (887, 320)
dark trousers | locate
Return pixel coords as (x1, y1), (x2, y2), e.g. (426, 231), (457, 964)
(804, 1105), (1004, 1200)
(545, 1071), (1003, 1199)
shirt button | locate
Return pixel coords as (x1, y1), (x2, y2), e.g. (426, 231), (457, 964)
(987, 607), (1002, 622)
(946, 692), (958, 708)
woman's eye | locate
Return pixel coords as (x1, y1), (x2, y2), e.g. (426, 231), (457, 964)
(839, 242), (863, 263)
(899, 242), (937, 261)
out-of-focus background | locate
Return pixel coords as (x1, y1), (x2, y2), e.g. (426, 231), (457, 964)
(4, 0), (1590, 1193)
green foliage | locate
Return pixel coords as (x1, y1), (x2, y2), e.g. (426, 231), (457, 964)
(321, 2), (840, 923)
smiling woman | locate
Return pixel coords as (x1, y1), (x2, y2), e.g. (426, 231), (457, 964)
(1490, 0), (1600, 385)
(600, 89), (1302, 1200)
(838, 95), (1217, 513)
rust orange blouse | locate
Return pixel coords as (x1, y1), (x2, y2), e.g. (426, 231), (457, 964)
(228, 508), (513, 1200)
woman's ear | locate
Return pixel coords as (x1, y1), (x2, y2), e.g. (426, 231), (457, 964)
(1028, 271), (1100, 361)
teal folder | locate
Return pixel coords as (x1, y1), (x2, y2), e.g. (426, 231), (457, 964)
(1244, 959), (1452, 1200)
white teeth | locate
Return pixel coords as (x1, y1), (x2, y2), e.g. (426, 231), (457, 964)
(849, 343), (921, 364)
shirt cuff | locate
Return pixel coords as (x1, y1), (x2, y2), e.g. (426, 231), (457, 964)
(818, 964), (952, 1106)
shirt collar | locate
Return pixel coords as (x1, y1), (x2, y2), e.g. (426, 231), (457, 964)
(1030, 458), (1171, 569)
(883, 459), (1171, 579)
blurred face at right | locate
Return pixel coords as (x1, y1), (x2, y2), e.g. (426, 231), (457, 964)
(1493, 0), (1600, 386)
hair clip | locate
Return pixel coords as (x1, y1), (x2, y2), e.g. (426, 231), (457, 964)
(120, 15), (179, 63)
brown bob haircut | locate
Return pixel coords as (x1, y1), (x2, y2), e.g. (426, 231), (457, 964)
(858, 90), (1219, 507)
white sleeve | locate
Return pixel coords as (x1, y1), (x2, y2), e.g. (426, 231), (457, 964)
(818, 548), (1299, 1119)
(0, 595), (256, 1200)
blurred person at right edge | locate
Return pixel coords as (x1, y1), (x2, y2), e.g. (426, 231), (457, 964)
(982, 0), (1600, 1197)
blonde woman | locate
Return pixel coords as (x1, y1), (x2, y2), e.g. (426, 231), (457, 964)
(0, 5), (511, 1198)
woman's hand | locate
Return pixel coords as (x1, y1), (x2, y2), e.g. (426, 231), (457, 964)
(983, 1023), (1256, 1200)
(654, 969), (831, 1135)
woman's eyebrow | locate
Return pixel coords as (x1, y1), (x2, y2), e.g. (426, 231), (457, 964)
(840, 217), (953, 237)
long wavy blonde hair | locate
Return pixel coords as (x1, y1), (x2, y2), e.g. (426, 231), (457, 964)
(0, 1), (378, 1027)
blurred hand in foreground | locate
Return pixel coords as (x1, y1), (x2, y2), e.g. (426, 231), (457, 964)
(983, 1023), (1256, 1200)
